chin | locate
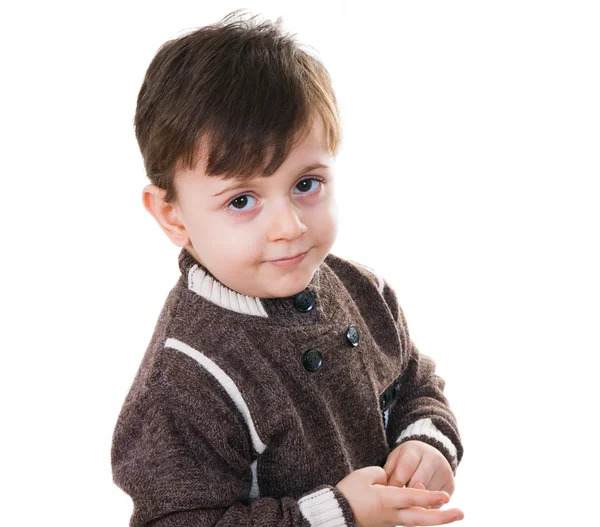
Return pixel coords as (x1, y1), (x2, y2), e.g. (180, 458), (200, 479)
(261, 274), (308, 299)
(286, 274), (315, 297)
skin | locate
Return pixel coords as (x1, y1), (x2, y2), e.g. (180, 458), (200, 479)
(336, 465), (464, 527)
(384, 440), (457, 502)
(142, 116), (338, 299)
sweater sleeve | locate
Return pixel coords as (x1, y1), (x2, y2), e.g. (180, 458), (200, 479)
(380, 280), (464, 473)
(111, 352), (355, 527)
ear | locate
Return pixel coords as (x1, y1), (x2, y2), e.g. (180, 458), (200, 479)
(142, 184), (190, 247)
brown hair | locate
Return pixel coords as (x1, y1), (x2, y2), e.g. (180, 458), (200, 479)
(134, 9), (342, 204)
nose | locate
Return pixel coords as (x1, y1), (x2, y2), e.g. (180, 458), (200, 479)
(267, 200), (307, 242)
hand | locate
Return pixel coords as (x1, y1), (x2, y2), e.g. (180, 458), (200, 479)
(383, 440), (456, 507)
(335, 466), (463, 527)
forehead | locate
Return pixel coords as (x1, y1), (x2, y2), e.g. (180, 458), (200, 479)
(177, 118), (332, 193)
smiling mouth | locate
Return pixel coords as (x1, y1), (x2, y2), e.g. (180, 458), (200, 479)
(266, 250), (310, 265)
(271, 252), (305, 262)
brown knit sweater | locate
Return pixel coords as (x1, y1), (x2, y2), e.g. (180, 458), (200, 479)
(111, 248), (463, 527)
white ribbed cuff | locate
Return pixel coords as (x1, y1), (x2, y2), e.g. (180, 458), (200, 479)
(396, 418), (458, 462)
(298, 487), (347, 527)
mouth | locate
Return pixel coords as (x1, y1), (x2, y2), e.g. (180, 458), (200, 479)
(267, 250), (308, 266)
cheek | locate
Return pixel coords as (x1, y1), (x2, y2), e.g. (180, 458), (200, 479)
(212, 220), (263, 259)
(309, 201), (338, 243)
(184, 211), (229, 255)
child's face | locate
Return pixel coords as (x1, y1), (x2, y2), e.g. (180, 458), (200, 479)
(172, 118), (338, 298)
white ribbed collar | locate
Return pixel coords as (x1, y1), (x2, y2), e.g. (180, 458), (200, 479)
(186, 262), (269, 318)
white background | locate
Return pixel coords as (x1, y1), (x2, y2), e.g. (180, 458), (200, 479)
(2, 1), (599, 525)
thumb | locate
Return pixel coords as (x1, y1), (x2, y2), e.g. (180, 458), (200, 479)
(357, 466), (389, 486)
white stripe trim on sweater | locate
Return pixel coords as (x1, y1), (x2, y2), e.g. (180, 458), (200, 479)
(187, 264), (269, 318)
(164, 337), (267, 455)
(395, 418), (457, 461)
(298, 488), (346, 527)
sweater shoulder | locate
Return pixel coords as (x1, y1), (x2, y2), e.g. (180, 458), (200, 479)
(115, 279), (204, 409)
(113, 278), (248, 433)
(324, 253), (404, 327)
(324, 252), (386, 295)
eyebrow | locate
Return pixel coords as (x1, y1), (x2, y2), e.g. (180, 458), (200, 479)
(211, 163), (329, 197)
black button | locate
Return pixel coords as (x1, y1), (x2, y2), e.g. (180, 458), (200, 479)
(346, 324), (359, 347)
(302, 349), (323, 372)
(293, 290), (315, 312)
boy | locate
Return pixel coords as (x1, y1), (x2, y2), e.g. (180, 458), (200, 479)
(112, 10), (464, 527)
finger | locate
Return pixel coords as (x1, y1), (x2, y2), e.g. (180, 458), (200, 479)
(407, 457), (435, 491)
(396, 506), (464, 526)
(440, 478), (456, 497)
(387, 449), (421, 488)
(379, 486), (450, 510)
(430, 470), (455, 495)
(428, 476), (454, 509)
(383, 448), (400, 477)
(425, 472), (444, 493)
(408, 464), (435, 509)
(413, 485), (439, 510)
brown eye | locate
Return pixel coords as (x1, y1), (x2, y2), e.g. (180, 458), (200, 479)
(294, 178), (321, 195)
(228, 195), (256, 212)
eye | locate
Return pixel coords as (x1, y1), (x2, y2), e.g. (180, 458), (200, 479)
(293, 177), (322, 195)
(227, 194), (257, 212)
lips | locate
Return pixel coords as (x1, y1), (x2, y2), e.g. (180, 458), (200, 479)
(269, 251), (306, 262)
(267, 251), (308, 268)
